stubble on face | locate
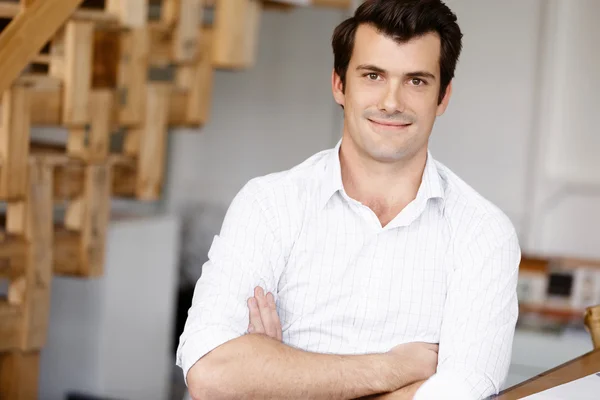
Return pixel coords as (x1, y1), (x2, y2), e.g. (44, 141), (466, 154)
(336, 24), (446, 167)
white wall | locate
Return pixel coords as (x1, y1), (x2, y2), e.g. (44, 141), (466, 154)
(39, 215), (180, 400)
(429, 0), (544, 236)
(164, 7), (346, 211)
(523, 0), (600, 258)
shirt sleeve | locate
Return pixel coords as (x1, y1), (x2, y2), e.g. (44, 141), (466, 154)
(175, 179), (285, 384)
(414, 215), (521, 400)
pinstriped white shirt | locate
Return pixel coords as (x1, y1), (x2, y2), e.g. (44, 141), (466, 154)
(177, 140), (521, 399)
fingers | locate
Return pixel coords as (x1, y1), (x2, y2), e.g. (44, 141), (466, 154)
(415, 342), (439, 353)
(255, 287), (278, 339)
(427, 344), (439, 353)
(266, 292), (283, 341)
(247, 296), (265, 334)
(247, 286), (282, 341)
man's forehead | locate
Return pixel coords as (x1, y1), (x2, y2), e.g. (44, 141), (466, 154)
(351, 24), (441, 76)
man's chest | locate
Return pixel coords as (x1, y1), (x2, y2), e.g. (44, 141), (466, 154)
(275, 214), (452, 352)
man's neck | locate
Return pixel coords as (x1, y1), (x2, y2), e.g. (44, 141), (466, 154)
(339, 139), (427, 226)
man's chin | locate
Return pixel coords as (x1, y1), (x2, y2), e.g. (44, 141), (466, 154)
(363, 146), (409, 164)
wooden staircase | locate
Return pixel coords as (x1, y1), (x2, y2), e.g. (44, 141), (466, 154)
(0, 0), (351, 398)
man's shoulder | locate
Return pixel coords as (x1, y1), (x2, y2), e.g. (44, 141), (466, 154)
(237, 147), (333, 206)
(435, 160), (517, 242)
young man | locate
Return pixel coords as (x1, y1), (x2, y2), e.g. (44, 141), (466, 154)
(177, 1), (521, 399)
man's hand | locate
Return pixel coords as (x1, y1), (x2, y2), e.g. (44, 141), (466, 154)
(355, 343), (437, 399)
(247, 286), (282, 341)
(388, 342), (438, 384)
(247, 287), (438, 396)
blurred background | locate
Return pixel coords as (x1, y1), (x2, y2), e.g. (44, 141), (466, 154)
(0, 0), (599, 399)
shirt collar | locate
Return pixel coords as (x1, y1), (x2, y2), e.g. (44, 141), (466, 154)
(319, 139), (445, 210)
(318, 140), (344, 209)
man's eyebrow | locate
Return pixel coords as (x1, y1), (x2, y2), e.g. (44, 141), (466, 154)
(356, 64), (387, 74)
(405, 71), (437, 81)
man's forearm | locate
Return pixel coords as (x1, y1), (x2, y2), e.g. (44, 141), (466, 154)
(358, 380), (426, 400)
(187, 334), (412, 400)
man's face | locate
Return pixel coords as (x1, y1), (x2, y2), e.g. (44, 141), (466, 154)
(332, 24), (452, 164)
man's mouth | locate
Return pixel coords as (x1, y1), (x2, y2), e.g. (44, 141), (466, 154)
(368, 118), (412, 128)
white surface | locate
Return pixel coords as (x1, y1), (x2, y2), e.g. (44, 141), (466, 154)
(543, 0), (600, 186)
(520, 372), (600, 400)
(39, 214), (181, 400)
(521, 0), (600, 257)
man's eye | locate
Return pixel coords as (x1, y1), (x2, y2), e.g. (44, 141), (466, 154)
(367, 73), (380, 80)
(410, 78), (424, 86)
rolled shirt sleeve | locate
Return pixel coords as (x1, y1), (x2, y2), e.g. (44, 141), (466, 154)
(415, 214), (521, 400)
(175, 179), (285, 384)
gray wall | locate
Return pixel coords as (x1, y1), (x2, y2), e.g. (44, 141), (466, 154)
(164, 7), (346, 209)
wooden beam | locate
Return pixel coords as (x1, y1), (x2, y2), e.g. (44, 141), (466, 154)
(0, 351), (41, 400)
(175, 27), (214, 125)
(62, 164), (111, 276)
(0, 0), (85, 96)
(29, 87), (62, 126)
(162, 0), (203, 63)
(135, 83), (171, 200)
(0, 84), (31, 200)
(81, 164), (111, 276)
(20, 0), (37, 9)
(43, 153), (136, 201)
(50, 20), (94, 126)
(53, 228), (81, 276)
(9, 161), (54, 351)
(0, 301), (21, 352)
(67, 89), (114, 161)
(0, 235), (27, 280)
(112, 157), (137, 197)
(29, 86), (199, 127)
(105, 0), (148, 28)
(212, 0), (262, 69)
(53, 162), (85, 201)
(92, 29), (121, 89)
(0, 3), (120, 25)
(148, 22), (173, 66)
(14, 75), (62, 89)
(117, 28), (149, 126)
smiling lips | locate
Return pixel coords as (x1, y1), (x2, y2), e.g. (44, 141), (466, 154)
(368, 118), (412, 128)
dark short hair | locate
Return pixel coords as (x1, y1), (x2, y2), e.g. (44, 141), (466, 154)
(332, 0), (463, 104)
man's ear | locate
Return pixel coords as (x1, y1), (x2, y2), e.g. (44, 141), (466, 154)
(436, 80), (453, 116)
(332, 69), (345, 107)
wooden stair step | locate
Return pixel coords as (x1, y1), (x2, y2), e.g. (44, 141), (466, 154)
(28, 143), (137, 200)
(0, 0), (86, 97)
(0, 2), (119, 25)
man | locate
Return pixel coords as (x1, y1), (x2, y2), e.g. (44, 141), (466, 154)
(177, 0), (521, 399)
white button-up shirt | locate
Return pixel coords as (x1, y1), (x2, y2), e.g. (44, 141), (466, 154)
(177, 141), (521, 399)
